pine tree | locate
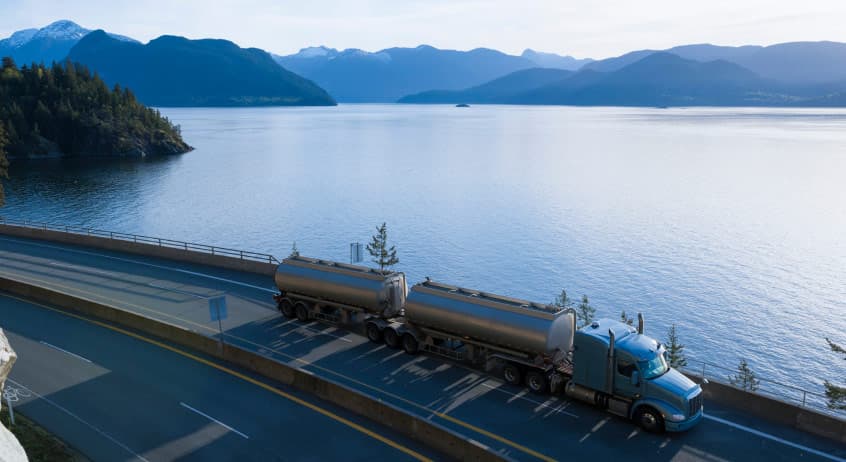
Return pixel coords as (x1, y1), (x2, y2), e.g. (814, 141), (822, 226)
(666, 324), (688, 368)
(576, 294), (595, 328)
(824, 338), (846, 410)
(289, 242), (300, 258)
(729, 359), (760, 391)
(553, 289), (574, 310)
(620, 310), (635, 326)
(366, 222), (399, 272)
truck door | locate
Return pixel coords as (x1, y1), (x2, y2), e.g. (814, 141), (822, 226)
(614, 354), (641, 398)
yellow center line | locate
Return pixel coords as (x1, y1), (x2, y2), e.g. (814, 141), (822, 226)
(0, 270), (557, 462)
(2, 292), (432, 462)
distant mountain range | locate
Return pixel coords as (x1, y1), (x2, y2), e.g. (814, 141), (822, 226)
(67, 31), (335, 107)
(0, 20), (136, 65)
(274, 46), (589, 102)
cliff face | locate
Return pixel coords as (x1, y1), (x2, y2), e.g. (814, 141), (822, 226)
(0, 328), (26, 462)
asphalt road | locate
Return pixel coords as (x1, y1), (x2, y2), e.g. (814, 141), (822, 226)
(0, 234), (844, 462)
(0, 293), (443, 461)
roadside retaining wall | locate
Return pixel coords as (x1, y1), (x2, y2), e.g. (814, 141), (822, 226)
(0, 224), (277, 276)
(683, 373), (845, 443)
(0, 275), (508, 461)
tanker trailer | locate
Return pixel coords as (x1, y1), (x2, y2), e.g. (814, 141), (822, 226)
(379, 278), (576, 394)
(273, 256), (407, 326)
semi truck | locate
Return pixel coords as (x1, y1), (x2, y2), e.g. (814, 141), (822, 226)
(273, 256), (703, 432)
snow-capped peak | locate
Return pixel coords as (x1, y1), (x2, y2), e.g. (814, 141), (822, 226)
(3, 28), (38, 48)
(33, 20), (88, 41)
(293, 46), (338, 58)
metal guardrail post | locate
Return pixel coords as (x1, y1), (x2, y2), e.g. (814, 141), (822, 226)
(802, 391), (807, 407)
(240, 250), (244, 260)
(158, 238), (161, 247)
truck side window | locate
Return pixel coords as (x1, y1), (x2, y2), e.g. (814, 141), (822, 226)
(617, 359), (636, 377)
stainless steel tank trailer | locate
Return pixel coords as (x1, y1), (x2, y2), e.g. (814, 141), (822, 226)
(273, 256), (703, 432)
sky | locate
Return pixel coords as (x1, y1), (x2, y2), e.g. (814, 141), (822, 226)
(1, 0), (845, 59)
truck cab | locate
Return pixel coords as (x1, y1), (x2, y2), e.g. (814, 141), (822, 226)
(569, 318), (703, 432)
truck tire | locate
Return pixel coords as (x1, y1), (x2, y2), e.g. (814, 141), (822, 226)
(525, 371), (549, 394)
(366, 322), (383, 343)
(402, 334), (419, 355)
(384, 328), (401, 349)
(295, 302), (310, 322)
(279, 298), (295, 319)
(503, 364), (522, 386)
(634, 406), (664, 433)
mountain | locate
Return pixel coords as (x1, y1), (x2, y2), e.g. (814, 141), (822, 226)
(0, 20), (136, 65)
(586, 42), (846, 84)
(521, 49), (593, 71)
(0, 58), (190, 158)
(67, 31), (335, 107)
(276, 45), (536, 102)
(399, 68), (573, 103)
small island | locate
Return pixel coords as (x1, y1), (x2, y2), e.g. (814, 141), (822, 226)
(456, 103), (470, 108)
(0, 57), (191, 158)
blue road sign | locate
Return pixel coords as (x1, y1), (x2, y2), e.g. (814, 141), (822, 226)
(209, 296), (228, 322)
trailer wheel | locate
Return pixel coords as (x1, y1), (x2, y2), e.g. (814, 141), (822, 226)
(384, 329), (401, 349)
(634, 406), (665, 433)
(294, 302), (310, 322)
(278, 298), (295, 319)
(525, 371), (549, 394)
(402, 334), (419, 355)
(503, 364), (522, 386)
(366, 323), (383, 343)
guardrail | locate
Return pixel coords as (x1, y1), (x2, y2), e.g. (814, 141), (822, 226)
(0, 217), (279, 264)
(683, 358), (836, 415)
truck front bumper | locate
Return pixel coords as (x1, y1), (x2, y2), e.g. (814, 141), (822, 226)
(665, 409), (703, 432)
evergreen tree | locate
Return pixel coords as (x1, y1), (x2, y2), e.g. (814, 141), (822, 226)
(0, 123), (7, 206)
(620, 310), (635, 326)
(552, 289), (574, 310)
(729, 359), (760, 391)
(289, 242), (300, 258)
(366, 222), (399, 272)
(666, 324), (688, 368)
(824, 338), (846, 410)
(576, 294), (595, 328)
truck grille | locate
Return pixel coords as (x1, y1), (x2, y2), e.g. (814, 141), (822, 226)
(689, 392), (703, 416)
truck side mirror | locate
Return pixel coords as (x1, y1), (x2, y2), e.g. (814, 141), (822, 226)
(631, 370), (640, 386)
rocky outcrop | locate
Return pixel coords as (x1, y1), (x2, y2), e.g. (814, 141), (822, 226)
(0, 329), (26, 462)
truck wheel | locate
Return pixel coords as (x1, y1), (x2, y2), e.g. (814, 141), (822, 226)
(279, 298), (295, 319)
(384, 329), (400, 349)
(295, 302), (310, 322)
(503, 364), (522, 386)
(525, 371), (549, 394)
(402, 334), (419, 355)
(634, 406), (665, 433)
(366, 323), (383, 343)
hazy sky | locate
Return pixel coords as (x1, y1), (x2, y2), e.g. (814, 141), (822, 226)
(1, 0), (844, 59)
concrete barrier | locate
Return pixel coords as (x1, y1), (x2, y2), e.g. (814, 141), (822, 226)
(683, 373), (845, 443)
(0, 224), (278, 276)
(0, 276), (508, 461)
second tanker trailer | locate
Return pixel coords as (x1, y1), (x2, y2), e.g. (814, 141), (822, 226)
(273, 256), (702, 432)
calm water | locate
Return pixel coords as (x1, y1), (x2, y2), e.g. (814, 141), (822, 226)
(3, 105), (845, 404)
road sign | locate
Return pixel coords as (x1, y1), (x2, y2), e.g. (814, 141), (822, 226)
(209, 296), (228, 322)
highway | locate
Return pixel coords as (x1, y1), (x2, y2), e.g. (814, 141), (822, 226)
(0, 233), (844, 462)
(0, 293), (442, 461)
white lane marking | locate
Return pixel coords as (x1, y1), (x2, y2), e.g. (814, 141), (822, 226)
(7, 379), (150, 462)
(479, 382), (579, 418)
(704, 414), (846, 462)
(0, 236), (277, 293)
(180, 402), (250, 439)
(148, 281), (209, 299)
(39, 341), (93, 363)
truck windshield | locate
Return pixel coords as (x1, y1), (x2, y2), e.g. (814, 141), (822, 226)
(638, 354), (669, 379)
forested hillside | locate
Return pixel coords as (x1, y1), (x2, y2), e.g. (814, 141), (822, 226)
(0, 57), (191, 158)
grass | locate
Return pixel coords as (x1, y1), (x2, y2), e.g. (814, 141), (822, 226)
(0, 404), (88, 462)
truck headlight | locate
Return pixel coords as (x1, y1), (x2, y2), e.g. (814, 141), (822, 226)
(667, 413), (686, 422)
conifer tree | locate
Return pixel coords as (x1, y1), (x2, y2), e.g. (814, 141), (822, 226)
(666, 324), (688, 368)
(576, 294), (595, 328)
(729, 359), (760, 392)
(824, 338), (846, 410)
(553, 289), (574, 310)
(289, 242), (300, 258)
(366, 222), (399, 272)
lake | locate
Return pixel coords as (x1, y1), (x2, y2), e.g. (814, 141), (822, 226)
(3, 104), (845, 406)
